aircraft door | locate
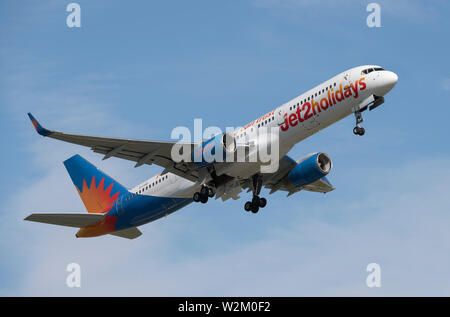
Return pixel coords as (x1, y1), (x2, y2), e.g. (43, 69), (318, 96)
(343, 72), (352, 87)
(116, 196), (125, 215)
(277, 108), (286, 127)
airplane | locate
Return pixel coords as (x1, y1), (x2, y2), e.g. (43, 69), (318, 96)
(25, 65), (398, 239)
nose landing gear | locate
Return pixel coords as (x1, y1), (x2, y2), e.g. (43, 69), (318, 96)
(353, 126), (365, 136)
(353, 110), (365, 136)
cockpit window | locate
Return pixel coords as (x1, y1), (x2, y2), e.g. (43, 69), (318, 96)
(361, 67), (384, 75)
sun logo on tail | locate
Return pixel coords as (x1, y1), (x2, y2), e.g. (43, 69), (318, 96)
(76, 176), (119, 213)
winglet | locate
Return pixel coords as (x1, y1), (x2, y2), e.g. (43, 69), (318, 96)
(28, 113), (52, 137)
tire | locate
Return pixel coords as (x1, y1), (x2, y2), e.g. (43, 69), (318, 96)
(244, 201), (252, 212)
(259, 197), (267, 208)
(359, 127), (365, 136)
(200, 187), (209, 196)
(193, 192), (201, 202)
(200, 194), (208, 204)
(251, 204), (259, 214)
(252, 196), (260, 206)
(353, 127), (359, 135)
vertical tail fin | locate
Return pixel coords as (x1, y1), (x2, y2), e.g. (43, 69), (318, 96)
(63, 155), (129, 213)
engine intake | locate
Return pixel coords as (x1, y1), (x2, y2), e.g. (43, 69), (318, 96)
(288, 153), (332, 188)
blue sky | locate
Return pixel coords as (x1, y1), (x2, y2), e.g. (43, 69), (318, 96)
(1, 0), (449, 296)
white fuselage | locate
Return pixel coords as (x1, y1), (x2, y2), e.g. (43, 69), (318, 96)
(131, 65), (398, 201)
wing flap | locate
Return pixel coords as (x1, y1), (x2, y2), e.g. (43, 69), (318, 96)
(302, 177), (335, 193)
(24, 213), (105, 228)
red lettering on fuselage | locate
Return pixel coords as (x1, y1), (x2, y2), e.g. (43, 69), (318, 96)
(280, 78), (367, 132)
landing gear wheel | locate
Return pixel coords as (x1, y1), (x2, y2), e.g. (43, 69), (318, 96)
(259, 197), (267, 208)
(208, 188), (215, 198)
(200, 194), (208, 204)
(200, 186), (209, 196)
(353, 126), (365, 136)
(245, 174), (266, 214)
(353, 110), (365, 136)
(193, 192), (201, 202)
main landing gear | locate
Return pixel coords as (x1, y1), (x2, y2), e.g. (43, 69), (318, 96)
(244, 175), (267, 214)
(193, 186), (215, 204)
(353, 110), (365, 136)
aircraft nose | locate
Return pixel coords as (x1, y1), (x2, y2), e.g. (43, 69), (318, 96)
(382, 71), (398, 94)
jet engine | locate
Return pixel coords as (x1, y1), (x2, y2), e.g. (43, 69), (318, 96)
(192, 133), (236, 167)
(288, 153), (332, 188)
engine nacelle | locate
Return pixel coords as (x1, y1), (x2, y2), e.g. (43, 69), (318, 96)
(192, 133), (236, 167)
(288, 153), (332, 188)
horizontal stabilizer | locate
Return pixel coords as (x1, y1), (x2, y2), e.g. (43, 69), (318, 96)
(24, 213), (105, 228)
(110, 227), (142, 239)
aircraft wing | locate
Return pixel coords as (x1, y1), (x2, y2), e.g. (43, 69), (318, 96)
(28, 113), (200, 182)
